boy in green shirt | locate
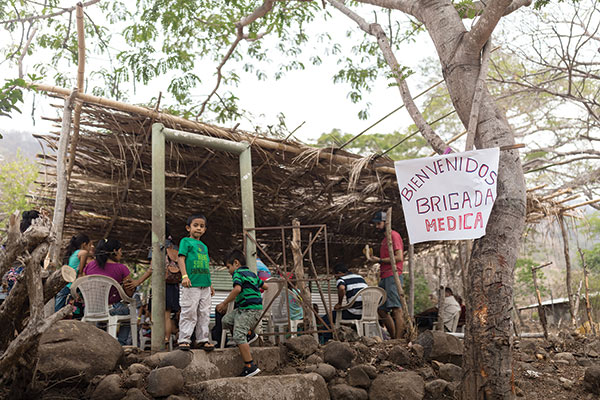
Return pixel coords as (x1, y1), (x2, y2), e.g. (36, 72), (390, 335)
(217, 249), (268, 377)
(177, 214), (215, 351)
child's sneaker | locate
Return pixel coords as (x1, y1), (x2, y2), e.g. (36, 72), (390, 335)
(247, 331), (259, 345)
(240, 361), (261, 377)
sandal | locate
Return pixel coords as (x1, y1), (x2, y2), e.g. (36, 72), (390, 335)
(197, 342), (215, 352)
(178, 343), (190, 351)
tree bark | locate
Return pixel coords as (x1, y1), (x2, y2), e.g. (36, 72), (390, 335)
(409, 1), (527, 398)
(558, 215), (576, 328)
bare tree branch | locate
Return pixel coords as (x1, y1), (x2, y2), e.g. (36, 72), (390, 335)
(196, 0), (276, 119)
(354, 0), (419, 17)
(465, 38), (492, 151)
(17, 25), (37, 79)
(328, 0), (447, 154)
(467, 0), (513, 50)
(0, 0), (102, 25)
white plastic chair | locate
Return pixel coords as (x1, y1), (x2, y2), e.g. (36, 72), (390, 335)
(71, 275), (138, 347)
(335, 287), (387, 339)
(262, 278), (302, 343)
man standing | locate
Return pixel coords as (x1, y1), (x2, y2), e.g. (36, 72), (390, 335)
(367, 211), (404, 339)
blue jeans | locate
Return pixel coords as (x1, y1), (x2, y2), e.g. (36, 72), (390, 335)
(109, 302), (132, 345)
(54, 285), (71, 312)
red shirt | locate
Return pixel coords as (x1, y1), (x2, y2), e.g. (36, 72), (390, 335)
(379, 230), (403, 279)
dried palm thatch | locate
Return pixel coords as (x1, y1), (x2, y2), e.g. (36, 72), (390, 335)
(34, 87), (408, 266)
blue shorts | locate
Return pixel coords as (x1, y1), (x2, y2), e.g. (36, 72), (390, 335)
(378, 275), (403, 311)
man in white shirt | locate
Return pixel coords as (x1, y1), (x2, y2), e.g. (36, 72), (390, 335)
(440, 287), (461, 332)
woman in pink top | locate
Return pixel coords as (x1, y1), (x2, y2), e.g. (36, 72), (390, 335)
(84, 239), (147, 345)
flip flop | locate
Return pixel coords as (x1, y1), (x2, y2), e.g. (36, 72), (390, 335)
(198, 342), (215, 352)
(178, 343), (191, 351)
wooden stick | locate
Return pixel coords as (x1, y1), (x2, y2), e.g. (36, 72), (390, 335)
(579, 248), (596, 335)
(291, 219), (313, 333)
(527, 184), (547, 192)
(385, 207), (415, 339)
(465, 38), (492, 151)
(531, 265), (548, 339)
(540, 188), (572, 201)
(48, 90), (77, 268)
(66, 2), (86, 183)
(562, 198), (600, 211)
(558, 215), (577, 328)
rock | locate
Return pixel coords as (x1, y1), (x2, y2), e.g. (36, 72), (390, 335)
(281, 366), (298, 375)
(338, 325), (360, 342)
(124, 373), (144, 389)
(123, 388), (149, 400)
(38, 320), (124, 382)
(535, 353), (545, 360)
(124, 353), (144, 367)
(187, 373), (329, 399)
(439, 363), (463, 382)
(159, 350), (194, 369)
(584, 366), (600, 394)
(181, 351), (220, 384)
(388, 346), (411, 366)
(347, 365), (371, 388)
(306, 354), (323, 364)
(353, 342), (370, 355)
(324, 341), (355, 370)
(554, 359), (570, 366)
(515, 386), (525, 397)
(369, 371), (425, 400)
(411, 344), (425, 360)
(207, 347), (282, 376)
(519, 340), (537, 354)
(578, 358), (595, 367)
(128, 363), (151, 375)
(285, 336), (319, 357)
(559, 377), (574, 390)
(425, 379), (448, 399)
(357, 364), (377, 379)
(143, 353), (162, 369)
(147, 366), (184, 397)
(416, 366), (436, 380)
(360, 336), (378, 347)
(305, 364), (317, 373)
(329, 383), (368, 400)
(167, 396), (191, 400)
(554, 352), (576, 365)
(314, 363), (337, 381)
(414, 330), (463, 365)
(91, 374), (125, 400)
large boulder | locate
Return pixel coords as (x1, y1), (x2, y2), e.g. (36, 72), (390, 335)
(414, 330), (463, 365)
(285, 336), (319, 357)
(347, 365), (371, 388)
(324, 341), (355, 370)
(584, 365), (600, 394)
(369, 371), (425, 400)
(38, 320), (123, 381)
(182, 351), (220, 385)
(188, 373), (330, 399)
(438, 363), (463, 382)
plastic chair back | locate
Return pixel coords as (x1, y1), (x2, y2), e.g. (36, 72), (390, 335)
(358, 287), (386, 322)
(71, 275), (115, 320)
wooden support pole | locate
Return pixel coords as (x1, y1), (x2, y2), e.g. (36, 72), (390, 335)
(385, 207), (415, 339)
(558, 215), (577, 329)
(408, 244), (414, 317)
(66, 2), (86, 183)
(531, 264), (549, 340)
(435, 255), (444, 331)
(579, 248), (596, 335)
(291, 219), (313, 333)
(49, 90), (77, 268)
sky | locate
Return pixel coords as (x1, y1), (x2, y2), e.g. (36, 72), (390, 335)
(0, 4), (438, 147)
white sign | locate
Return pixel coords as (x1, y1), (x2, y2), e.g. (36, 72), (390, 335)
(394, 148), (500, 244)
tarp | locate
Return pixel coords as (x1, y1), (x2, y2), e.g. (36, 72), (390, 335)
(394, 148), (500, 244)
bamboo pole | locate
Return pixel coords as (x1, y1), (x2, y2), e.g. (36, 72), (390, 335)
(579, 248), (596, 335)
(384, 207), (415, 339)
(558, 215), (577, 328)
(408, 243), (414, 317)
(30, 83), (398, 175)
(291, 219), (313, 333)
(66, 2), (86, 183)
(531, 262), (551, 340)
(49, 90), (77, 268)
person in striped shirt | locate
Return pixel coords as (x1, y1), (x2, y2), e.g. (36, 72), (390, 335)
(334, 263), (368, 320)
(216, 249), (269, 377)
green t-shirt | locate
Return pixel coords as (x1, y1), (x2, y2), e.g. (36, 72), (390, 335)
(178, 237), (211, 287)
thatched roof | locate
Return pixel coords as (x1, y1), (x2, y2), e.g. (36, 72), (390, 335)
(35, 86), (408, 266)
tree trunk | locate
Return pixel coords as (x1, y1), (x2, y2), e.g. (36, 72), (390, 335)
(413, 2), (527, 398)
(290, 219), (313, 333)
(558, 215), (576, 328)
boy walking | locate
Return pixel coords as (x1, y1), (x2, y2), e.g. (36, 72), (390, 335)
(216, 249), (268, 377)
(178, 214), (215, 351)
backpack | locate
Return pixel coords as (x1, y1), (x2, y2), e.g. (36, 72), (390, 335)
(165, 247), (182, 284)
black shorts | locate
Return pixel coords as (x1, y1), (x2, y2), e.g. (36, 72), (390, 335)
(166, 283), (180, 312)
